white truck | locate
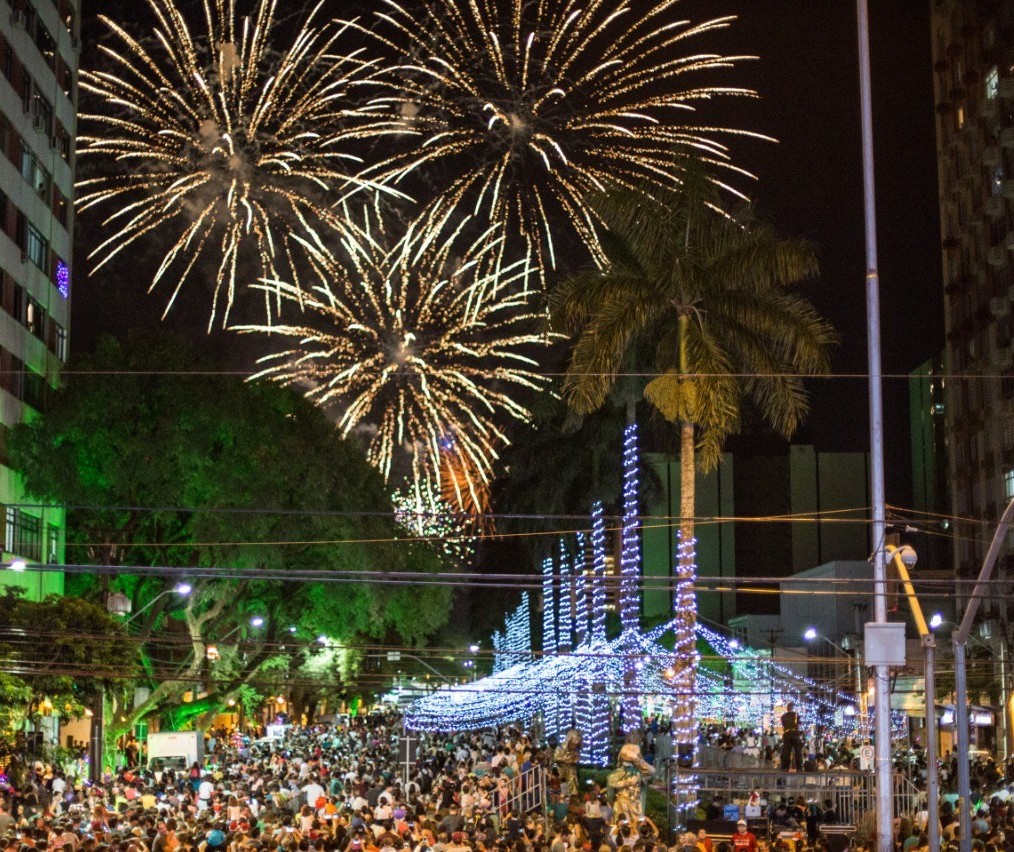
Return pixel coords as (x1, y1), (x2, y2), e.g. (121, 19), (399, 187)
(146, 730), (204, 773)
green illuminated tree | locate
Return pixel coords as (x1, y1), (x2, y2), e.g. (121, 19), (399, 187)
(9, 332), (451, 753)
(551, 171), (835, 742)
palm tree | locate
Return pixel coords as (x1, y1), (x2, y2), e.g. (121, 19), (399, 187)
(551, 175), (836, 744)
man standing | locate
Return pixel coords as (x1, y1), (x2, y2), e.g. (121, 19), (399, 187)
(731, 821), (757, 852)
(779, 702), (804, 772)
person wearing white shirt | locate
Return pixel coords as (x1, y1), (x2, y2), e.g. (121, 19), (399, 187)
(302, 780), (325, 808)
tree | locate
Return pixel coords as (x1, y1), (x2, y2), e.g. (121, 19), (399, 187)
(0, 589), (134, 774)
(9, 332), (452, 753)
(551, 175), (835, 743)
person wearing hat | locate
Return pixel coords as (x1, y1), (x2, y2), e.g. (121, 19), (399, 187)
(731, 821), (756, 852)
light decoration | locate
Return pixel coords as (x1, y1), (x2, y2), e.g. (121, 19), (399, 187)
(670, 531), (699, 753)
(590, 501), (607, 643)
(557, 542), (572, 651)
(55, 260), (70, 299)
(541, 554), (560, 741)
(541, 556), (557, 656)
(392, 488), (476, 567)
(404, 618), (905, 739)
(349, 0), (763, 282)
(504, 592), (532, 666)
(491, 630), (505, 674)
(574, 532), (589, 646)
(619, 422), (642, 733)
(239, 214), (555, 514)
(78, 0), (389, 327)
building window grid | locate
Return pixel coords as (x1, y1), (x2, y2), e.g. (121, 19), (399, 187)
(3, 506), (41, 561)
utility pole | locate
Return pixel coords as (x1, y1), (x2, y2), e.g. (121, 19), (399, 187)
(855, 2), (893, 849)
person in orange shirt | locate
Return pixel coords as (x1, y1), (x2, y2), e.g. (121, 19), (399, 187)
(696, 829), (713, 852)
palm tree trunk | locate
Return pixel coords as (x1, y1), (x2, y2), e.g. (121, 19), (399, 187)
(674, 420), (697, 748)
(673, 313), (697, 750)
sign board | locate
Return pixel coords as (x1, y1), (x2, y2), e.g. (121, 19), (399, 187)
(398, 736), (418, 766)
(864, 622), (906, 666)
(858, 744), (874, 771)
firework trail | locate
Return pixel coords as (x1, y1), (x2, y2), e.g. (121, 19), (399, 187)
(79, 0), (392, 327)
(353, 0), (765, 282)
(237, 210), (556, 514)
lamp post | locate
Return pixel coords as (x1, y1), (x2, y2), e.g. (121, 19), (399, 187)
(803, 628), (862, 712)
(885, 544), (939, 852)
(122, 582), (193, 624)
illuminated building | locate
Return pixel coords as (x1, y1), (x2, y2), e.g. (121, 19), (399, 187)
(0, 0), (78, 597)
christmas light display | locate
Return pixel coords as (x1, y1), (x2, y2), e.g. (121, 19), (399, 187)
(557, 543), (572, 651)
(541, 556), (557, 657)
(619, 423), (642, 733)
(670, 531), (698, 749)
(590, 502), (607, 643)
(574, 533), (589, 646)
(491, 630), (505, 674)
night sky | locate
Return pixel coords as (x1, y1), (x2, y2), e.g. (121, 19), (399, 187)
(72, 0), (943, 506)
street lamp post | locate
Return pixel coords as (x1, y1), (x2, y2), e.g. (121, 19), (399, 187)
(122, 582), (193, 624)
(885, 544), (939, 852)
(803, 629), (862, 713)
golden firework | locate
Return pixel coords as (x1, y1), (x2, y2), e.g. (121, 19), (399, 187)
(238, 212), (556, 513)
(79, 0), (391, 327)
(353, 0), (766, 282)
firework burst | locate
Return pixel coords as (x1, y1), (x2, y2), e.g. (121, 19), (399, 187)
(237, 213), (556, 513)
(353, 0), (765, 280)
(78, 0), (390, 327)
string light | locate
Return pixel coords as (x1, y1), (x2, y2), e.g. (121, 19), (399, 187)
(619, 423), (642, 733)
(590, 502), (607, 643)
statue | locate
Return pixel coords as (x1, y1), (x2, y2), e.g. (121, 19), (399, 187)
(553, 728), (583, 799)
(607, 742), (654, 826)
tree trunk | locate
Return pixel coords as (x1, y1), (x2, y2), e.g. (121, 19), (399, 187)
(673, 311), (697, 749)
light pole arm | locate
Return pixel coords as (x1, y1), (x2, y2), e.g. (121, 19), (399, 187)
(886, 545), (929, 638)
(885, 544), (939, 852)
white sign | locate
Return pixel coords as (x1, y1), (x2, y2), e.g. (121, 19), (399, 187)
(859, 745), (875, 771)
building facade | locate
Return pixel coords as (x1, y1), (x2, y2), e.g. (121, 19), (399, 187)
(642, 442), (871, 627)
(930, 1), (1014, 593)
(0, 0), (78, 598)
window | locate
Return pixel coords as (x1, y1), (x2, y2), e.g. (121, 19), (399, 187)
(24, 295), (43, 340)
(1005, 469), (1014, 500)
(46, 524), (59, 563)
(21, 364), (42, 410)
(20, 149), (49, 200)
(26, 223), (46, 269)
(31, 87), (52, 136)
(51, 321), (65, 361)
(4, 506), (41, 561)
(987, 67), (1000, 100)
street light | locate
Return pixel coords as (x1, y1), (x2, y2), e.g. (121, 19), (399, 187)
(885, 543), (940, 852)
(7, 559), (26, 572)
(803, 628), (863, 713)
(123, 582), (193, 624)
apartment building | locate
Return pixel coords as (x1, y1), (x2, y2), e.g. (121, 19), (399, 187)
(0, 0), (78, 598)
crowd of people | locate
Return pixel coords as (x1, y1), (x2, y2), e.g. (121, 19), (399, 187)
(3, 713), (1014, 852)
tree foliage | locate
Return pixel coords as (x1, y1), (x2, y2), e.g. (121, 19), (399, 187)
(8, 332), (453, 737)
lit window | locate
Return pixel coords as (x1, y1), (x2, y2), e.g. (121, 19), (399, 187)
(1005, 469), (1014, 500)
(987, 67), (1000, 100)
(26, 224), (46, 270)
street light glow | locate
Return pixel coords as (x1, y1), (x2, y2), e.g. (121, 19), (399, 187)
(250, 616), (264, 627)
(468, 644), (480, 653)
(174, 582), (192, 595)
(803, 627), (818, 641)
(8, 559), (26, 572)
(929, 613), (943, 629)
